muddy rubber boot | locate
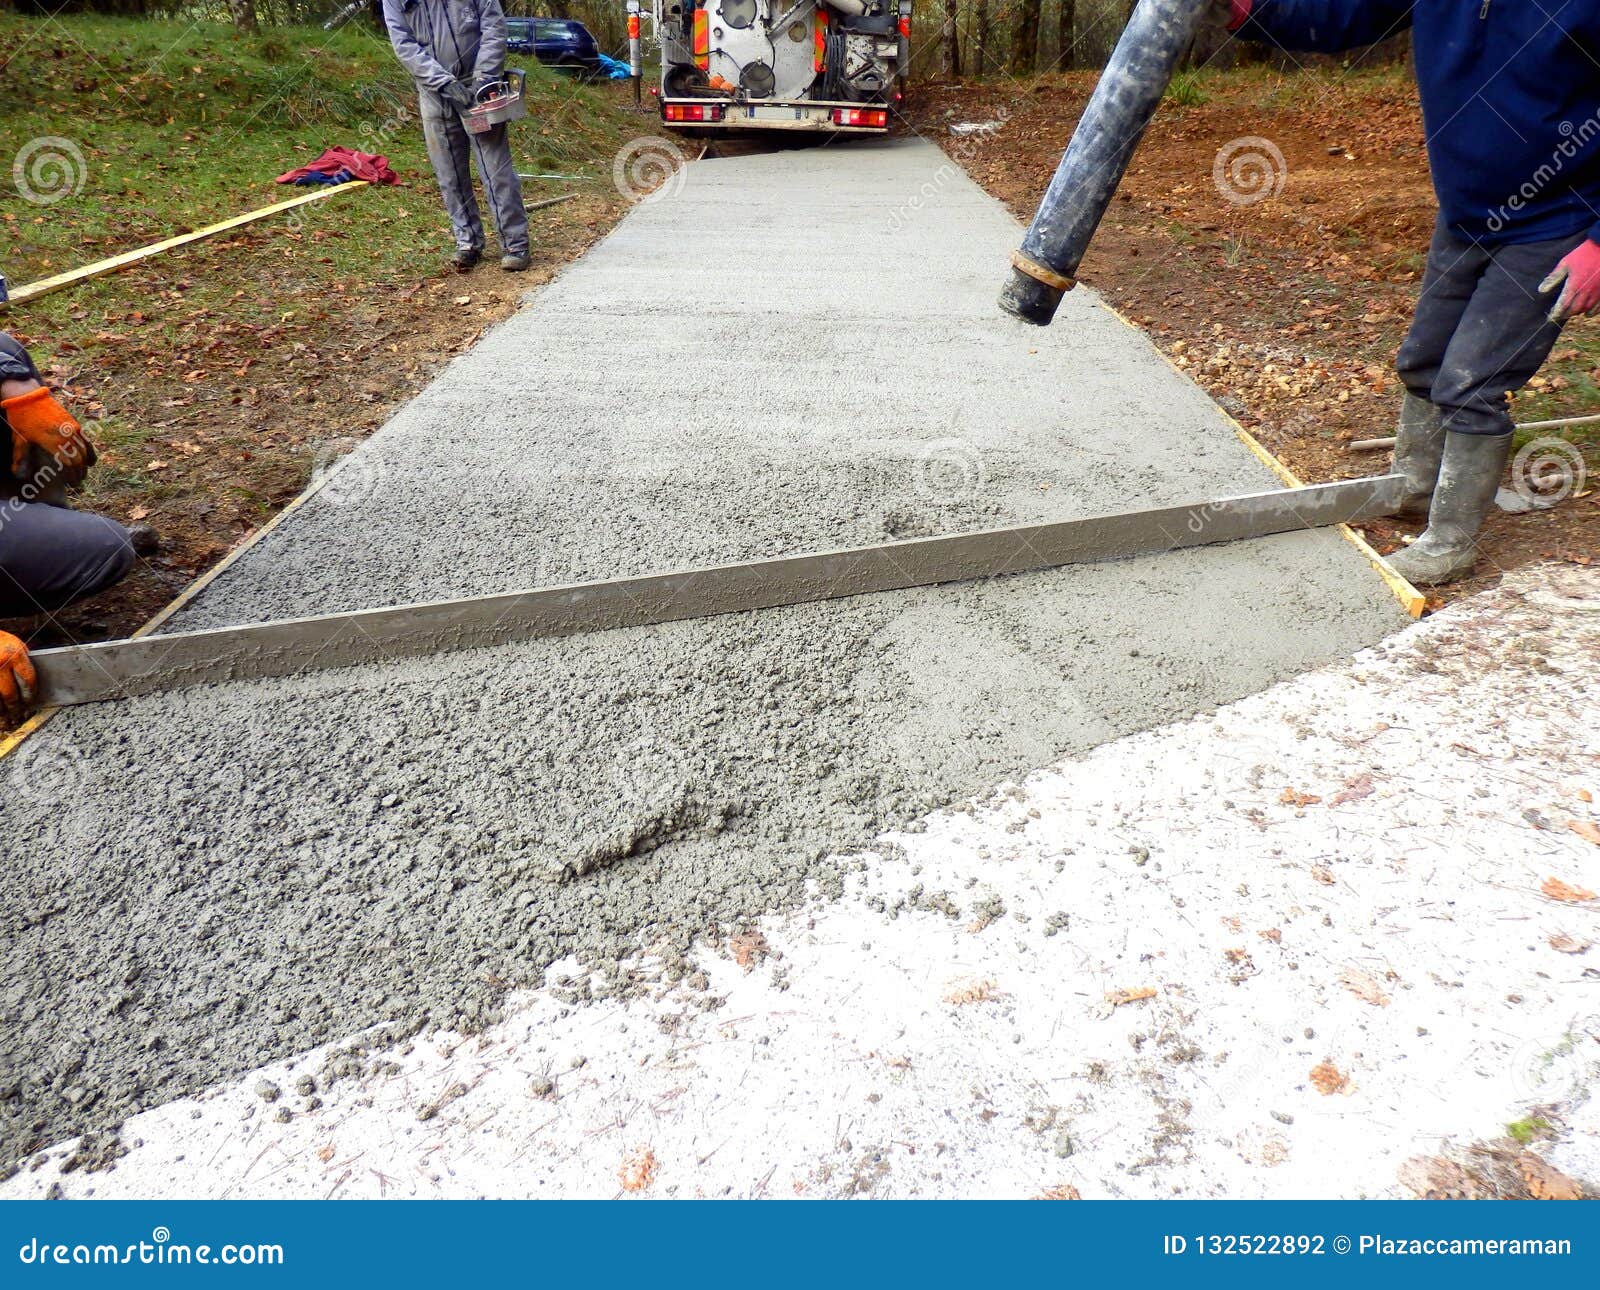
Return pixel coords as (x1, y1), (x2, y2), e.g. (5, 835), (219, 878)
(499, 253), (530, 272)
(1387, 431), (1512, 586)
(450, 248), (481, 272)
(1391, 392), (1445, 517)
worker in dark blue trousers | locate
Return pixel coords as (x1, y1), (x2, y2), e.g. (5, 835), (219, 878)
(1229, 0), (1600, 583)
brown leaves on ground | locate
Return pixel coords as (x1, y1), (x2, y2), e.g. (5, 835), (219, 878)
(1548, 932), (1592, 955)
(1033, 1184), (1082, 1199)
(1310, 865), (1336, 886)
(1541, 877), (1597, 904)
(1521, 1155), (1584, 1200)
(729, 930), (768, 972)
(618, 1146), (658, 1193)
(1339, 966), (1391, 1007)
(1567, 818), (1600, 846)
(1105, 986), (1157, 1008)
(1400, 1150), (1586, 1200)
(1309, 1061), (1349, 1096)
(1280, 787), (1321, 807)
(943, 978), (1002, 1006)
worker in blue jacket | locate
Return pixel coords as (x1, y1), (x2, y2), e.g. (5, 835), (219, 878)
(1228, 0), (1600, 584)
(383, 0), (531, 273)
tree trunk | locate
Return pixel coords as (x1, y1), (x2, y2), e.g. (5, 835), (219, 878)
(1058, 0), (1075, 69)
(1010, 0), (1040, 73)
(972, 0), (991, 75)
(230, 0), (258, 35)
(941, 0), (962, 77)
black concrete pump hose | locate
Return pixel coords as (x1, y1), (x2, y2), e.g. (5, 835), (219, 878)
(999, 0), (1213, 326)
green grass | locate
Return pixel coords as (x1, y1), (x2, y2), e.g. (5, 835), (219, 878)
(1163, 71), (1209, 107)
(1505, 1116), (1553, 1145)
(0, 13), (635, 285)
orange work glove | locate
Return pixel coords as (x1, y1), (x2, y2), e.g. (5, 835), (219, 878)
(1, 386), (96, 485)
(0, 630), (36, 723)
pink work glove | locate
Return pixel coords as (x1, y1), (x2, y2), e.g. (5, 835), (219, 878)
(1227, 0), (1253, 30)
(1540, 237), (1600, 322)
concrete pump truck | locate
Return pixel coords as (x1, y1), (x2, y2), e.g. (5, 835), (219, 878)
(652, 0), (911, 134)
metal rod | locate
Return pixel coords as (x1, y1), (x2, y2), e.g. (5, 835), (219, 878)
(30, 475), (1405, 707)
(999, 0), (1211, 326)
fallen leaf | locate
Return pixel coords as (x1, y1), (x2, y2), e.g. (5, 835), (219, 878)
(1578, 788), (1593, 804)
(1310, 1061), (1349, 1095)
(1339, 966), (1391, 1007)
(1519, 1154), (1582, 1200)
(1330, 773), (1375, 806)
(1259, 927), (1282, 944)
(127, 505), (150, 521)
(729, 930), (767, 972)
(1033, 1184), (1081, 1199)
(1548, 932), (1591, 955)
(316, 1144), (335, 1163)
(1280, 787), (1322, 807)
(618, 1145), (657, 1192)
(1566, 819), (1600, 846)
(1541, 877), (1597, 904)
(943, 978), (1001, 1006)
(1310, 865), (1335, 886)
(1105, 986), (1157, 1007)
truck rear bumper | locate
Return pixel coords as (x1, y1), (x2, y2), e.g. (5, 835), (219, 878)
(660, 98), (890, 133)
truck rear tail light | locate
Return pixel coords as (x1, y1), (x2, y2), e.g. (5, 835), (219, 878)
(832, 108), (888, 128)
(664, 102), (726, 122)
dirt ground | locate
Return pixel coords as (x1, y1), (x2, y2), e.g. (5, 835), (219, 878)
(909, 69), (1600, 606)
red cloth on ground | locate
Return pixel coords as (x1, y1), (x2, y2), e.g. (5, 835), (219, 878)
(274, 148), (399, 185)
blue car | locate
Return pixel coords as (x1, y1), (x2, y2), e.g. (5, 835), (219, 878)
(505, 17), (603, 79)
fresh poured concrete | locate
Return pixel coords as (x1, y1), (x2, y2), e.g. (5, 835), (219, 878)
(0, 137), (1407, 1164)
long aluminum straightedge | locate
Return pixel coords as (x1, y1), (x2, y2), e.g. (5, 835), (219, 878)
(30, 475), (1406, 707)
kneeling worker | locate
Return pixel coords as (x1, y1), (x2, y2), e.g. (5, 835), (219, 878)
(1228, 0), (1600, 584)
(0, 332), (137, 723)
(383, 0), (532, 273)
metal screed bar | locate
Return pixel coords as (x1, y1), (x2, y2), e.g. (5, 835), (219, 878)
(30, 475), (1406, 707)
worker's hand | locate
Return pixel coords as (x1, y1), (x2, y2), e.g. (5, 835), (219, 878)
(0, 631), (37, 725)
(1, 386), (96, 486)
(443, 79), (477, 111)
(1539, 237), (1600, 322)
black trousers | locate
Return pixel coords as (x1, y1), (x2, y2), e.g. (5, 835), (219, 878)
(1396, 216), (1582, 437)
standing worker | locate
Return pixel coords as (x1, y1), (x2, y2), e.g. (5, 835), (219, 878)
(0, 332), (138, 723)
(1227, 0), (1600, 584)
(382, 0), (532, 273)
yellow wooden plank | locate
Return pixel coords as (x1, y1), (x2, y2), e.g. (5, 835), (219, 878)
(1094, 296), (1426, 619)
(2, 181), (368, 308)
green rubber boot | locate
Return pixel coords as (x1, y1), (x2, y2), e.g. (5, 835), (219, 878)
(1391, 392), (1445, 517)
(1387, 431), (1511, 586)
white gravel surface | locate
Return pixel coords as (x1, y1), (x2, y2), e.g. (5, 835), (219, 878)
(8, 563), (1595, 1200)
